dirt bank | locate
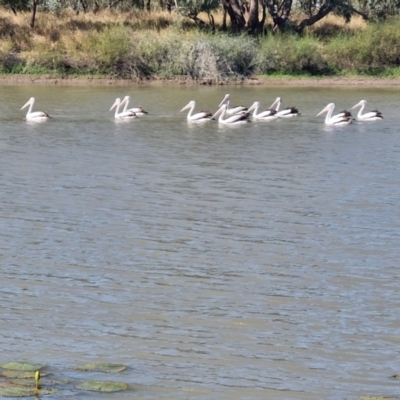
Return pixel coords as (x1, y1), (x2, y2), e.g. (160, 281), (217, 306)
(1, 74), (400, 87)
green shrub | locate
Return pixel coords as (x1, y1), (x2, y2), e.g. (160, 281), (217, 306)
(254, 34), (330, 75)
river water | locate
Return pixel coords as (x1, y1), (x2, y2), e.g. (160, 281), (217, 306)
(0, 84), (399, 399)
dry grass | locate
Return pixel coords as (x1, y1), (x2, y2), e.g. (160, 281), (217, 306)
(305, 14), (367, 36)
(0, 8), (398, 78)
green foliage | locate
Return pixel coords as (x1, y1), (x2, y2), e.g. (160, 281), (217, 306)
(2, 10), (400, 79)
(0, 0), (29, 12)
(324, 20), (400, 73)
(177, 0), (220, 23)
(254, 34), (330, 75)
(357, 0), (400, 20)
(134, 32), (256, 81)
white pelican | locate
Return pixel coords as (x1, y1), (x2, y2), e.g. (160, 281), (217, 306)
(350, 99), (383, 121)
(121, 96), (148, 116)
(109, 98), (137, 119)
(247, 101), (278, 121)
(317, 103), (352, 126)
(218, 94), (248, 115)
(21, 97), (50, 121)
(212, 103), (251, 124)
(269, 97), (299, 118)
(180, 100), (212, 122)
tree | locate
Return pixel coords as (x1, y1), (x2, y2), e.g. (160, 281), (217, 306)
(223, 0), (400, 35)
(178, 0), (220, 26)
(0, 0), (29, 14)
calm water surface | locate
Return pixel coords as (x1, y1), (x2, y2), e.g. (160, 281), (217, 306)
(0, 84), (399, 399)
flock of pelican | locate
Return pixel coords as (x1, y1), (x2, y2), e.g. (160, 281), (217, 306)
(20, 94), (383, 125)
(180, 94), (300, 124)
(180, 95), (383, 125)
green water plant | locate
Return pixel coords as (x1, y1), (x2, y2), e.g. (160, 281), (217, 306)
(34, 370), (40, 391)
(74, 363), (126, 373)
(75, 380), (128, 392)
(0, 362), (44, 372)
(0, 370), (47, 379)
(0, 382), (58, 397)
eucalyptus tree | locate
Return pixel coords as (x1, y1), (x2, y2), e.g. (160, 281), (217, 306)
(218, 0), (400, 35)
(177, 0), (221, 26)
(0, 0), (29, 14)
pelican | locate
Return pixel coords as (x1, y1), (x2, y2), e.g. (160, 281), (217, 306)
(317, 103), (352, 125)
(109, 98), (137, 119)
(218, 94), (248, 115)
(269, 97), (299, 118)
(180, 100), (212, 122)
(350, 99), (383, 121)
(21, 97), (50, 121)
(121, 96), (148, 116)
(247, 101), (278, 121)
(212, 103), (251, 124)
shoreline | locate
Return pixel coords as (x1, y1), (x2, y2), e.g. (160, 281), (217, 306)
(1, 74), (400, 87)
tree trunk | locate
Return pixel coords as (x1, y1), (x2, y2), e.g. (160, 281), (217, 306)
(266, 0), (292, 32)
(221, 0), (246, 31)
(295, 1), (333, 34)
(247, 0), (259, 34)
(222, 5), (227, 30)
(30, 0), (38, 28)
(79, 0), (88, 12)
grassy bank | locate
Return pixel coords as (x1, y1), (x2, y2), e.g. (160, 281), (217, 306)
(1, 10), (400, 82)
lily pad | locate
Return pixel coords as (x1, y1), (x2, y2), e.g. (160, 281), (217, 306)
(10, 379), (35, 387)
(0, 362), (44, 372)
(0, 385), (33, 397)
(74, 363), (126, 373)
(0, 382), (57, 397)
(75, 380), (128, 392)
(1, 370), (48, 379)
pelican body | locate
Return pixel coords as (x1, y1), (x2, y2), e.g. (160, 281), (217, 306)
(350, 99), (383, 121)
(269, 97), (299, 118)
(212, 103), (251, 124)
(247, 101), (277, 121)
(122, 96), (148, 116)
(317, 103), (352, 125)
(218, 94), (248, 115)
(110, 98), (137, 119)
(21, 97), (50, 121)
(180, 101), (212, 122)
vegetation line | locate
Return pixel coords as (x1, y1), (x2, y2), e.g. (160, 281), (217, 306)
(1, 9), (400, 82)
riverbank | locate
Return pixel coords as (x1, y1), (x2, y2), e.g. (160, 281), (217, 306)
(2, 74), (400, 87)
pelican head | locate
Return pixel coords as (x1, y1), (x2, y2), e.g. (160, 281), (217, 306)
(316, 103), (334, 116)
(109, 98), (122, 111)
(218, 94), (230, 107)
(180, 101), (195, 112)
(247, 101), (260, 113)
(212, 103), (227, 119)
(21, 97), (35, 110)
(269, 97), (281, 111)
(350, 99), (367, 110)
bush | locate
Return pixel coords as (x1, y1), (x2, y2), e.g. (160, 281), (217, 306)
(325, 19), (400, 73)
(254, 34), (330, 75)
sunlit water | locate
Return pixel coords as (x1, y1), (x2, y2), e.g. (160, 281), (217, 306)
(0, 84), (399, 399)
